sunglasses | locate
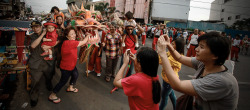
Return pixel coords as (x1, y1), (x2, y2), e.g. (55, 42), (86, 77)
(126, 28), (133, 31)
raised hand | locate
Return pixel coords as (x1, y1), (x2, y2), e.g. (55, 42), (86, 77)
(162, 34), (171, 45)
(123, 49), (130, 65)
(42, 29), (47, 35)
(157, 35), (168, 55)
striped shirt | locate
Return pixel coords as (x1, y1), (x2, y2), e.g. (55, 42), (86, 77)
(104, 32), (122, 59)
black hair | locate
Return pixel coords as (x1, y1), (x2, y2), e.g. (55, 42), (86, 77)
(173, 38), (185, 54)
(198, 32), (230, 66)
(51, 6), (60, 13)
(110, 21), (118, 28)
(235, 34), (240, 38)
(136, 47), (161, 104)
(125, 11), (133, 19)
(63, 27), (75, 40)
(56, 15), (63, 20)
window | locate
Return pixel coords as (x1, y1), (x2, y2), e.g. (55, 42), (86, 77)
(221, 9), (224, 12)
(224, 0), (232, 3)
(221, 18), (224, 21)
(228, 16), (232, 20)
(235, 15), (240, 19)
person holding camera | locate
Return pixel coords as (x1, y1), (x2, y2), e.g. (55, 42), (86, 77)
(157, 32), (238, 110)
(114, 47), (161, 110)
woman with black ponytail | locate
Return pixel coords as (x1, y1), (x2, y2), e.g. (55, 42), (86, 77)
(114, 47), (161, 110)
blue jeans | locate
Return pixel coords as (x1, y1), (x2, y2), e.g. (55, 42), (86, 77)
(53, 67), (79, 93)
(159, 80), (176, 110)
(119, 54), (134, 77)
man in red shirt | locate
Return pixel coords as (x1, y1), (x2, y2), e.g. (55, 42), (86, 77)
(152, 25), (164, 50)
(186, 29), (199, 57)
(120, 23), (144, 77)
(141, 23), (147, 46)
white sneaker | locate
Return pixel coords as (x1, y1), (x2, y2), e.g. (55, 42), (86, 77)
(122, 43), (125, 47)
(97, 73), (101, 77)
(135, 43), (139, 47)
(87, 70), (93, 73)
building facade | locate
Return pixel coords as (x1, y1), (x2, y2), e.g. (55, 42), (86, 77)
(151, 0), (190, 23)
(209, 0), (250, 26)
(0, 0), (29, 19)
(106, 0), (150, 23)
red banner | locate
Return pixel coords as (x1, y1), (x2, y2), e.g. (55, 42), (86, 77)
(15, 31), (25, 62)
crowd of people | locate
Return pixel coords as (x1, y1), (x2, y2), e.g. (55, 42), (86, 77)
(23, 6), (242, 110)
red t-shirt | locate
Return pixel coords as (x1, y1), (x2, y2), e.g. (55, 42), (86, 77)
(123, 35), (136, 54)
(60, 40), (79, 71)
(121, 73), (159, 110)
(41, 30), (58, 46)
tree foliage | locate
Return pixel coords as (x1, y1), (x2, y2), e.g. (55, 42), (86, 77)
(108, 7), (116, 13)
(230, 18), (250, 31)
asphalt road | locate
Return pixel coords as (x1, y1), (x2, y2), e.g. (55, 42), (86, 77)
(9, 37), (250, 110)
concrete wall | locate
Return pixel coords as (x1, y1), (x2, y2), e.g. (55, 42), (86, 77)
(209, 0), (223, 21)
(166, 21), (226, 32)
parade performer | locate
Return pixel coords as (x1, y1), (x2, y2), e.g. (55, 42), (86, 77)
(242, 35), (249, 55)
(231, 34), (241, 62)
(141, 23), (147, 46)
(186, 29), (199, 57)
(48, 27), (89, 103)
(40, 22), (58, 60)
(152, 24), (164, 50)
(87, 29), (105, 77)
(67, 2), (107, 77)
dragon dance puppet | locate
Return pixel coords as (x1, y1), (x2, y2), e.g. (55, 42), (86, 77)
(68, 3), (106, 76)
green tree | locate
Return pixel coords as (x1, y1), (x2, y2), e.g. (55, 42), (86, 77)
(108, 7), (116, 13)
(99, 2), (109, 16)
(85, 4), (90, 10)
(230, 18), (250, 31)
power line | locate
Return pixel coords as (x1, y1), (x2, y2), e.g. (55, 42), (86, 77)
(153, 2), (250, 16)
(190, 0), (250, 9)
(102, 1), (250, 17)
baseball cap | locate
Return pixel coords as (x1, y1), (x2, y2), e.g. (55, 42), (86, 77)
(30, 21), (41, 27)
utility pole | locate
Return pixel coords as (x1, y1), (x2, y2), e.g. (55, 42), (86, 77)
(148, 0), (153, 24)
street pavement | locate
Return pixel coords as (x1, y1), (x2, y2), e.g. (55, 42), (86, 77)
(10, 37), (250, 110)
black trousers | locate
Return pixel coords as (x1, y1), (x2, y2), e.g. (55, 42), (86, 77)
(29, 60), (55, 101)
(53, 67), (79, 93)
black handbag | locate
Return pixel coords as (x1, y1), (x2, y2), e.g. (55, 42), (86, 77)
(176, 94), (194, 110)
(176, 68), (204, 110)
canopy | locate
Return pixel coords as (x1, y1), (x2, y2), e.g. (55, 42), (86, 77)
(146, 24), (153, 26)
(0, 20), (31, 62)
